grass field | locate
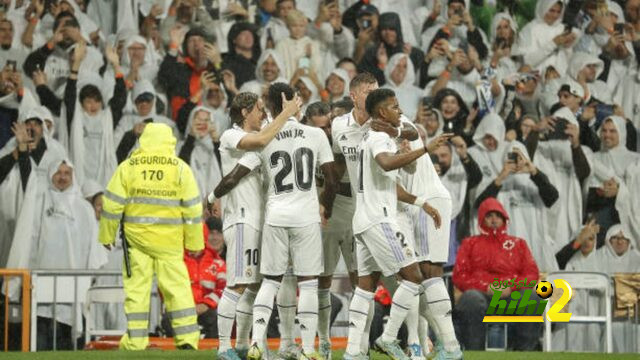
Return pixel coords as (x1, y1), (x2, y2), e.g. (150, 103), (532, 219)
(0, 351), (638, 360)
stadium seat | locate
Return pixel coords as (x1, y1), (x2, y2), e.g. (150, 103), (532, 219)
(543, 272), (613, 353)
(82, 286), (127, 346)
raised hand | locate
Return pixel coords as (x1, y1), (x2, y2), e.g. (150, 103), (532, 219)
(426, 133), (454, 153)
(281, 93), (302, 119)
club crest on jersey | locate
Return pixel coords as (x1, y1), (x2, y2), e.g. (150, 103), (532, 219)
(246, 268), (252, 277)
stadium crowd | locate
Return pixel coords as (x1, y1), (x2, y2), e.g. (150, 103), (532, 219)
(0, 0), (639, 357)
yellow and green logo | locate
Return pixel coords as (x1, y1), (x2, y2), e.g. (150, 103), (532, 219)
(482, 279), (573, 323)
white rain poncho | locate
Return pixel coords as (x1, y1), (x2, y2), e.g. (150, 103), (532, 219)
(467, 112), (508, 198)
(325, 68), (350, 103)
(567, 52), (611, 103)
(238, 49), (288, 96)
(615, 161), (640, 250)
(513, 0), (574, 75)
(588, 116), (640, 185)
(486, 12), (519, 82)
(553, 242), (605, 352)
(4, 159), (107, 329)
(181, 106), (222, 198)
(594, 224), (640, 353)
(60, 73), (117, 187)
(497, 141), (558, 272)
(535, 107), (587, 253)
(382, 53), (422, 121)
(114, 79), (179, 158)
(0, 106), (67, 268)
(441, 142), (468, 219)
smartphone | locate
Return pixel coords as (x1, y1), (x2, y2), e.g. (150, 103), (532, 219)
(508, 152), (518, 163)
(143, 118), (154, 124)
(421, 96), (433, 108)
(6, 60), (16, 72)
(614, 23), (624, 34)
(547, 117), (569, 140)
(444, 121), (454, 132)
(361, 19), (371, 29)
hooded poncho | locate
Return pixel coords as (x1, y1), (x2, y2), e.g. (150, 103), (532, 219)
(4, 159), (108, 326)
(514, 0), (573, 75)
(382, 53), (422, 121)
(180, 106), (222, 198)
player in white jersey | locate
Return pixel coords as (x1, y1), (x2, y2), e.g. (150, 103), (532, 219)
(397, 117), (463, 360)
(235, 83), (336, 360)
(344, 88), (453, 360)
(301, 101), (356, 359)
(332, 73), (422, 356)
(206, 92), (301, 360)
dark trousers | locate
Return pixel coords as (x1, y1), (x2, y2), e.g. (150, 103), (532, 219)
(36, 317), (73, 350)
(162, 308), (219, 338)
(453, 290), (542, 351)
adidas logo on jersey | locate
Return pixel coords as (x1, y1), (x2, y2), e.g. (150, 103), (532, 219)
(348, 322), (357, 328)
(255, 318), (267, 325)
(300, 324), (307, 330)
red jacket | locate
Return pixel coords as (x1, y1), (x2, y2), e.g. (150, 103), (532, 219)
(184, 229), (226, 309)
(452, 197), (539, 293)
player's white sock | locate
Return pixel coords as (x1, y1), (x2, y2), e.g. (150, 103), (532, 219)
(381, 281), (419, 342)
(360, 297), (374, 354)
(217, 288), (241, 352)
(419, 316), (430, 356)
(235, 288), (257, 349)
(276, 274), (297, 350)
(297, 279), (319, 354)
(421, 278), (459, 352)
(252, 279), (280, 349)
(346, 287), (373, 355)
(318, 288), (332, 342)
(406, 298), (420, 345)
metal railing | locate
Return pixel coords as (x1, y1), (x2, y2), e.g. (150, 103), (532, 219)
(0, 269), (31, 352)
(30, 269), (122, 351)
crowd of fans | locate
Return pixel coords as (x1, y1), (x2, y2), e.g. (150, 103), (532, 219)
(0, 0), (639, 353)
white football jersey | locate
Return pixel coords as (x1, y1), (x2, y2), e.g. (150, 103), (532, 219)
(353, 127), (399, 234)
(259, 119), (334, 227)
(332, 111), (366, 194)
(219, 126), (264, 230)
(397, 118), (451, 210)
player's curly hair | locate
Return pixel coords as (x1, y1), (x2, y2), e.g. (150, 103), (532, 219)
(267, 82), (295, 117)
(365, 88), (395, 117)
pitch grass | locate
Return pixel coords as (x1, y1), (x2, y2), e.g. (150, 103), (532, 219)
(1, 351), (639, 360)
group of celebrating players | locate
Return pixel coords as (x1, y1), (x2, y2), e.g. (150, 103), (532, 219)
(206, 72), (462, 360)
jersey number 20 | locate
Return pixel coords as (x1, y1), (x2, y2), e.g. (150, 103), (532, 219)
(270, 147), (314, 194)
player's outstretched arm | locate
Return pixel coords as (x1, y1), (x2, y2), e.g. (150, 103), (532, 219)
(237, 94), (302, 150)
(375, 146), (427, 172)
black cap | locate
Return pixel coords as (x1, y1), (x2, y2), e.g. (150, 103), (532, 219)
(357, 4), (379, 17)
(135, 92), (155, 103)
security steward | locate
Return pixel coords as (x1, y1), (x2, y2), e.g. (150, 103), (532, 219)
(99, 123), (203, 350)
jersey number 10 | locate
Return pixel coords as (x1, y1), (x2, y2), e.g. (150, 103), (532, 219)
(270, 147), (315, 194)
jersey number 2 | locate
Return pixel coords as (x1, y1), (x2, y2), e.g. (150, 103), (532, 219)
(270, 147), (314, 194)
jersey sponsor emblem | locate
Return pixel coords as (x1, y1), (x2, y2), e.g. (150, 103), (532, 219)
(502, 239), (515, 251)
(482, 165), (492, 177)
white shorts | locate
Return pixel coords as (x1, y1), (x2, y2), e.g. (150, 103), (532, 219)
(411, 197), (452, 263)
(321, 195), (356, 276)
(261, 223), (324, 277)
(223, 223), (262, 286)
(355, 222), (416, 277)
